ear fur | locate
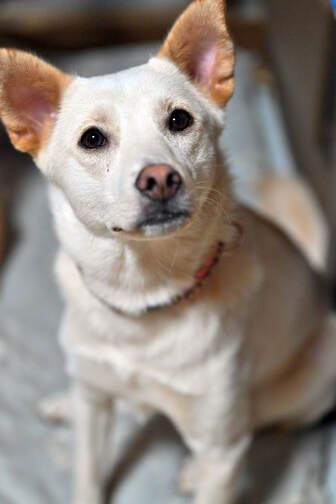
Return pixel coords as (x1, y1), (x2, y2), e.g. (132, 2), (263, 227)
(159, 0), (235, 106)
(0, 49), (72, 156)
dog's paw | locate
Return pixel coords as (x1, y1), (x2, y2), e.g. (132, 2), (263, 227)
(178, 457), (199, 495)
(38, 390), (73, 425)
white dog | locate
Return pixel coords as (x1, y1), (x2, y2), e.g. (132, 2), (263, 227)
(1, 1), (335, 503)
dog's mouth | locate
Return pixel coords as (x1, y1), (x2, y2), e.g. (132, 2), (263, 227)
(136, 210), (191, 236)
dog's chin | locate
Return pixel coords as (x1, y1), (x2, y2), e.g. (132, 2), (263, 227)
(136, 211), (191, 238)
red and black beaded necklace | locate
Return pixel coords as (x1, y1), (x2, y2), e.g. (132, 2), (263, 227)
(78, 223), (243, 317)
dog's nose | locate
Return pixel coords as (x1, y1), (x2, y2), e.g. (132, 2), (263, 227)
(136, 164), (182, 201)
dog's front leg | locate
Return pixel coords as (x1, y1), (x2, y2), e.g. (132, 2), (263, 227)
(184, 415), (251, 504)
(175, 354), (251, 504)
(179, 434), (250, 503)
(191, 436), (250, 504)
(73, 381), (113, 504)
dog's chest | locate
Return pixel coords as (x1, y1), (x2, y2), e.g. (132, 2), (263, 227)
(63, 302), (239, 409)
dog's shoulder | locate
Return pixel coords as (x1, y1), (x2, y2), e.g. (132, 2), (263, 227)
(238, 204), (318, 264)
(237, 204), (329, 304)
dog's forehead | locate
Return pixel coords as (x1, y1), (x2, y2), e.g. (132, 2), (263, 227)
(59, 57), (223, 130)
(69, 58), (190, 104)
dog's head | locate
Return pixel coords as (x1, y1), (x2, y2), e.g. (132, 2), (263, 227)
(0, 0), (234, 240)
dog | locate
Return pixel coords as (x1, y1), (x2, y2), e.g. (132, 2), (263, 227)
(1, 1), (335, 503)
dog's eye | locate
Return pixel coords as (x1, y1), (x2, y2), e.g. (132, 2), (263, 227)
(168, 109), (193, 133)
(79, 128), (107, 150)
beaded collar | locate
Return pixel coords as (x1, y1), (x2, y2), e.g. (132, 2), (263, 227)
(78, 224), (242, 317)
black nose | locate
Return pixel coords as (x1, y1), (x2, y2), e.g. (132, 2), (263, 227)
(136, 164), (182, 201)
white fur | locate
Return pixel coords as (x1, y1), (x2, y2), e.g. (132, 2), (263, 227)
(6, 52), (336, 504)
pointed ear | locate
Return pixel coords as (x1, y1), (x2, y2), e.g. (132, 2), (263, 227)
(159, 0), (235, 106)
(0, 49), (72, 156)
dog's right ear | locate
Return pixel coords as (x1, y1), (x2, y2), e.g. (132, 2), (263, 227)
(0, 49), (72, 156)
(158, 0), (235, 107)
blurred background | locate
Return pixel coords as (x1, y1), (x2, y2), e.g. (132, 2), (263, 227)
(0, 1), (335, 503)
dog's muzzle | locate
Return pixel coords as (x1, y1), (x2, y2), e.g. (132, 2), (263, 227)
(135, 164), (190, 232)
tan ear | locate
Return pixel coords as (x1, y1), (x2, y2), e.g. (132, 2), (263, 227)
(0, 49), (72, 156)
(159, 0), (235, 106)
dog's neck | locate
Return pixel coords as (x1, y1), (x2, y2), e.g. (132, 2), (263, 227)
(50, 169), (237, 315)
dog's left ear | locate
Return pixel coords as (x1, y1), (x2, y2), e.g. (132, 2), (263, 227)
(0, 49), (72, 156)
(159, 0), (234, 106)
